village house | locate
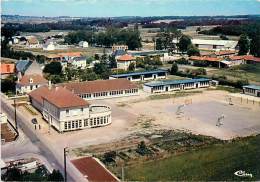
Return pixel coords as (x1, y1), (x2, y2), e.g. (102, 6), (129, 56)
(112, 44), (128, 52)
(70, 56), (87, 69)
(143, 78), (212, 93)
(79, 41), (89, 48)
(110, 70), (168, 82)
(26, 36), (41, 48)
(60, 79), (139, 100)
(16, 74), (48, 94)
(43, 40), (56, 51)
(29, 85), (112, 132)
(116, 54), (135, 70)
(0, 64), (15, 79)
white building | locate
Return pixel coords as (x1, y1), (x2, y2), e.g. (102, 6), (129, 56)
(43, 41), (56, 51)
(112, 45), (128, 52)
(0, 113), (8, 124)
(29, 86), (112, 132)
(243, 85), (260, 97)
(172, 39), (238, 51)
(109, 70), (167, 82)
(26, 37), (41, 48)
(16, 74), (48, 94)
(116, 54), (135, 70)
(70, 56), (87, 69)
(143, 78), (212, 93)
(60, 79), (139, 100)
(79, 41), (89, 48)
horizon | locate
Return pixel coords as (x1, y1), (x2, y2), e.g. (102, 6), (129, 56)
(2, 0), (260, 17)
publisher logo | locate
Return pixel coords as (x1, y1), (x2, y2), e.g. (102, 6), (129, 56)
(234, 170), (253, 178)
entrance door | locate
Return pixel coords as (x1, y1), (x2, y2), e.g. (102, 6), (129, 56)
(165, 87), (168, 92)
(181, 84), (184, 90)
(196, 83), (199, 88)
(153, 75), (156, 79)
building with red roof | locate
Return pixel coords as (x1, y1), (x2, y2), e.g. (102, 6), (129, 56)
(116, 54), (135, 70)
(0, 64), (15, 78)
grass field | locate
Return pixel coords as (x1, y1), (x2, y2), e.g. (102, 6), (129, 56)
(148, 90), (202, 100)
(122, 135), (260, 181)
(208, 64), (260, 84)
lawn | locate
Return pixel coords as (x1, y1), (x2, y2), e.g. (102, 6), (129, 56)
(208, 64), (260, 84)
(123, 135), (260, 181)
(148, 90), (202, 100)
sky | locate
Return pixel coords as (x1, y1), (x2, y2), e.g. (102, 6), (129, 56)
(2, 0), (260, 17)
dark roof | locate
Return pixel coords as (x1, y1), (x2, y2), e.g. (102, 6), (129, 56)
(130, 50), (168, 56)
(60, 79), (138, 94)
(112, 50), (127, 57)
(16, 60), (32, 73)
(144, 78), (211, 87)
(110, 69), (167, 78)
(72, 56), (87, 62)
(71, 157), (119, 182)
(243, 85), (260, 90)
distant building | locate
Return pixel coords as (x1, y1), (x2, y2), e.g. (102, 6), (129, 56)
(112, 44), (128, 52)
(172, 39), (238, 51)
(43, 41), (56, 51)
(110, 69), (167, 82)
(16, 74), (48, 94)
(79, 41), (89, 48)
(0, 64), (15, 79)
(116, 54), (135, 70)
(26, 36), (41, 48)
(60, 79), (139, 100)
(70, 56), (87, 69)
(143, 78), (212, 93)
(111, 50), (128, 59)
(29, 86), (112, 132)
(243, 85), (260, 97)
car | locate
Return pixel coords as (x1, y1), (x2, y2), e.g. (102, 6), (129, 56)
(31, 118), (38, 124)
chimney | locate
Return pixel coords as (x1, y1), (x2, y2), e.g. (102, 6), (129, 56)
(48, 80), (52, 90)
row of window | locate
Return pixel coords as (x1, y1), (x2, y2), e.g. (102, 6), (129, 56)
(245, 88), (256, 94)
(79, 89), (138, 99)
(64, 115), (110, 130)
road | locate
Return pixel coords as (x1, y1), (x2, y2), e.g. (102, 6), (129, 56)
(1, 96), (86, 182)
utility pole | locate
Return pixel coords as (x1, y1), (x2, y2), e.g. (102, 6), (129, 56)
(64, 147), (68, 182)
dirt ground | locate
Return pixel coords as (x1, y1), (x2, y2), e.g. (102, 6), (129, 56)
(17, 89), (260, 155)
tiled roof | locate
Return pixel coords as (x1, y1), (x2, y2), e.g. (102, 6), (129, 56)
(18, 74), (48, 86)
(215, 50), (236, 56)
(71, 157), (119, 182)
(190, 56), (222, 62)
(29, 86), (89, 109)
(0, 64), (15, 74)
(60, 79), (138, 94)
(117, 54), (134, 61)
(27, 37), (39, 44)
(229, 55), (260, 62)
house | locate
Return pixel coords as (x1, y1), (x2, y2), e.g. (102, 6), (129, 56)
(79, 41), (89, 48)
(189, 56), (224, 68)
(0, 64), (15, 78)
(110, 69), (168, 82)
(143, 78), (212, 93)
(116, 54), (135, 70)
(112, 44), (128, 52)
(70, 56), (87, 69)
(111, 49), (128, 59)
(60, 79), (139, 100)
(43, 40), (56, 51)
(173, 39), (238, 51)
(16, 74), (48, 94)
(29, 85), (112, 132)
(26, 36), (41, 48)
(16, 60), (32, 75)
(243, 85), (260, 97)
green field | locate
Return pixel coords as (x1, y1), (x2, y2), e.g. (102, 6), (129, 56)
(122, 135), (260, 181)
(208, 64), (260, 84)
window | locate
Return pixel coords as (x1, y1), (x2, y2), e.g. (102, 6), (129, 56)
(84, 119), (88, 126)
(90, 119), (93, 126)
(75, 120), (78, 128)
(68, 121), (71, 129)
(30, 85), (33, 90)
(72, 121), (75, 128)
(81, 108), (84, 112)
(64, 122), (68, 130)
(66, 110), (69, 114)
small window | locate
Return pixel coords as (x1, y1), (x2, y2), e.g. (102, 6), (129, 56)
(66, 110), (69, 114)
(81, 108), (84, 112)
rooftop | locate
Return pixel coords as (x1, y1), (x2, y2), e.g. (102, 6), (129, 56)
(110, 69), (167, 78)
(60, 79), (138, 94)
(243, 85), (260, 90)
(16, 60), (32, 73)
(17, 74), (48, 86)
(117, 54), (134, 61)
(57, 52), (82, 57)
(144, 78), (211, 87)
(29, 86), (89, 109)
(189, 56), (222, 62)
(71, 157), (119, 182)
(0, 64), (15, 74)
(172, 39), (238, 48)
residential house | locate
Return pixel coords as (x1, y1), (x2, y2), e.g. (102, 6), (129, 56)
(0, 64), (15, 79)
(26, 36), (41, 48)
(79, 41), (89, 48)
(70, 56), (87, 69)
(112, 45), (128, 52)
(116, 54), (135, 70)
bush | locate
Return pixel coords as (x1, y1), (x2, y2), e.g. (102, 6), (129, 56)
(170, 63), (178, 75)
(43, 62), (62, 75)
(175, 58), (189, 65)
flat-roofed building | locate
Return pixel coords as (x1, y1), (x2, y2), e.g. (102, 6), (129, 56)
(110, 69), (167, 82)
(112, 44), (128, 52)
(243, 85), (260, 97)
(143, 78), (212, 93)
(29, 86), (112, 132)
(60, 79), (139, 100)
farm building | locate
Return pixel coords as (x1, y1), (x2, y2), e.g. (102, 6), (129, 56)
(143, 78), (212, 93)
(109, 69), (167, 82)
(243, 85), (260, 97)
(59, 79), (139, 100)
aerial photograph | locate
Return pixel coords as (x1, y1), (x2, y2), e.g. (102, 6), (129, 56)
(0, 0), (260, 181)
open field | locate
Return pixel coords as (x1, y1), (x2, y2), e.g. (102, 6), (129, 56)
(121, 135), (260, 181)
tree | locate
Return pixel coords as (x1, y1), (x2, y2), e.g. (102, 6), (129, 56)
(238, 34), (250, 55)
(2, 167), (22, 181)
(250, 33), (260, 57)
(196, 27), (201, 32)
(43, 62), (62, 75)
(187, 44), (200, 57)
(178, 35), (192, 53)
(109, 55), (117, 68)
(1, 75), (17, 94)
(128, 62), (135, 71)
(47, 169), (64, 181)
(155, 38), (163, 50)
(170, 62), (178, 75)
(36, 55), (46, 64)
(93, 61), (110, 79)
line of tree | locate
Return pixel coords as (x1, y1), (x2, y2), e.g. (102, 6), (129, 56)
(64, 28), (142, 50)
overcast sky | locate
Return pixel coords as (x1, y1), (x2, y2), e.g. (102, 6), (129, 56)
(2, 0), (260, 17)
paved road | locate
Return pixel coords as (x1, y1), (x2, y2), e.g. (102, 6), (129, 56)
(1, 97), (86, 182)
